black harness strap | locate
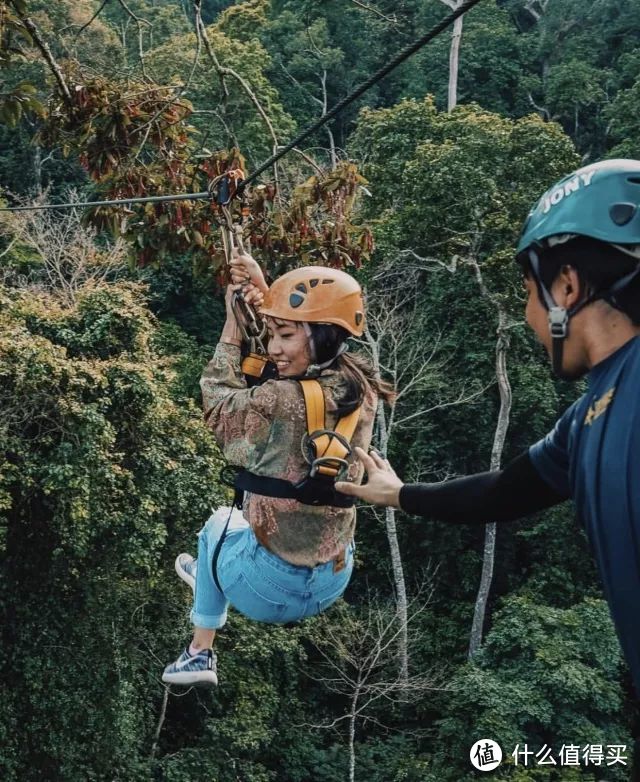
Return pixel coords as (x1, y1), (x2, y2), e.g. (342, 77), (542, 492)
(233, 468), (355, 508)
(210, 508), (232, 593)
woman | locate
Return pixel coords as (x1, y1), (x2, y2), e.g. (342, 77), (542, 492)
(162, 253), (393, 687)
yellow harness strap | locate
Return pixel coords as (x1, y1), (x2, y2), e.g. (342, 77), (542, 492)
(299, 380), (361, 477)
(241, 353), (270, 379)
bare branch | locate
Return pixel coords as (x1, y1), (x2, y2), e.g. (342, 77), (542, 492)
(73, 0), (110, 43)
(194, 0), (280, 184)
(150, 689), (169, 758)
(397, 248), (459, 274)
(527, 92), (551, 121)
(349, 0), (399, 26)
(393, 382), (491, 428)
(114, 0), (153, 79)
(14, 12), (72, 103)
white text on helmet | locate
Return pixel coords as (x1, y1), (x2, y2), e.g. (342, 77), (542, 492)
(542, 170), (596, 215)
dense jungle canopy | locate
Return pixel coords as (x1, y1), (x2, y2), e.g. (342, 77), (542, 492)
(1, 1), (639, 780)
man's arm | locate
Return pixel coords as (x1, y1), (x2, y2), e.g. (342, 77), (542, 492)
(335, 447), (568, 523)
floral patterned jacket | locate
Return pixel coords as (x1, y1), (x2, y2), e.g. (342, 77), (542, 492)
(200, 342), (377, 566)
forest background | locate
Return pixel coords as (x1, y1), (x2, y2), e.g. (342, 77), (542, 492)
(1, 0), (640, 780)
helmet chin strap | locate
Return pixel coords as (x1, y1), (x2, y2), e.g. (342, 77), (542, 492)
(283, 322), (348, 379)
(304, 342), (349, 378)
(300, 321), (350, 378)
(528, 248), (640, 378)
(302, 322), (317, 362)
(528, 249), (571, 377)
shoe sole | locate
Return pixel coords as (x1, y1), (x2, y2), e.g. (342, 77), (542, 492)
(175, 554), (196, 592)
(162, 670), (218, 687)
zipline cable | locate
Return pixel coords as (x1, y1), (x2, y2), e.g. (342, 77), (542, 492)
(0, 0), (485, 213)
(243, 0), (484, 187)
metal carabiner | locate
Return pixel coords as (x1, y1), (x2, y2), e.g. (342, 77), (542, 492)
(216, 195), (269, 355)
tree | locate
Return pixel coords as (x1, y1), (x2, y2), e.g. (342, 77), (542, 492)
(302, 593), (440, 782)
(434, 595), (630, 781)
(0, 277), (229, 779)
(0, 188), (128, 303)
(439, 0), (465, 112)
(362, 259), (488, 680)
(351, 98), (579, 655)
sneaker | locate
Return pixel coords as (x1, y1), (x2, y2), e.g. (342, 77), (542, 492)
(175, 553), (197, 592)
(162, 647), (218, 687)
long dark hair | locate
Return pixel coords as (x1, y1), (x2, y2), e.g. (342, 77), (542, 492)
(309, 323), (396, 414)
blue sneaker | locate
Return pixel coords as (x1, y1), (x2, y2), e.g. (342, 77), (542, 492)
(175, 553), (197, 593)
(162, 647), (218, 687)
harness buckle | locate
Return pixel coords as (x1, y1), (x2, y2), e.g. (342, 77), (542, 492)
(548, 306), (568, 339)
(302, 428), (352, 463)
(309, 456), (349, 480)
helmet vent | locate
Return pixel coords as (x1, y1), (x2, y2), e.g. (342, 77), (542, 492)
(310, 279), (319, 287)
(322, 279), (334, 285)
(627, 177), (640, 185)
(355, 312), (363, 326)
(295, 283), (307, 293)
(610, 203), (637, 226)
(289, 293), (305, 308)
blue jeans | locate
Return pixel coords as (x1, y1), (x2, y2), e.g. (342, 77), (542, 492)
(190, 507), (354, 629)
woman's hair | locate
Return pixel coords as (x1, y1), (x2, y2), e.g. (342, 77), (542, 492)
(308, 323), (396, 413)
(523, 236), (640, 324)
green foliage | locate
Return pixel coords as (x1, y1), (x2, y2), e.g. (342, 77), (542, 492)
(605, 51), (640, 158)
(0, 281), (228, 779)
(0, 2), (639, 779)
(433, 596), (630, 781)
(217, 0), (270, 42)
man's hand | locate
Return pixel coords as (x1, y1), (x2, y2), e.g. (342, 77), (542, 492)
(229, 250), (269, 294)
(335, 447), (404, 508)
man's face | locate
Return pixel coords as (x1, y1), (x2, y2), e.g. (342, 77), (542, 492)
(523, 275), (551, 352)
(523, 269), (590, 380)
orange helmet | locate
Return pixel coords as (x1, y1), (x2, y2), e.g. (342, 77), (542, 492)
(259, 266), (365, 336)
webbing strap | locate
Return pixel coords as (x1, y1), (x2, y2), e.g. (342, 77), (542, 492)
(298, 380), (362, 477)
(299, 379), (331, 453)
(234, 469), (356, 508)
(242, 353), (270, 378)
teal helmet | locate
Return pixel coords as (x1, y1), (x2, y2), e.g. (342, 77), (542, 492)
(516, 159), (640, 379)
(517, 158), (640, 258)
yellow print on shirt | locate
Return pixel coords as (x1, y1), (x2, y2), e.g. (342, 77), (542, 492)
(584, 387), (616, 426)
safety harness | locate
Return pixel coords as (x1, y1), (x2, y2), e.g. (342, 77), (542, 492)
(212, 172), (360, 507)
(229, 379), (361, 509)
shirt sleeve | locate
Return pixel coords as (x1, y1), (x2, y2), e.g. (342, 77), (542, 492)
(528, 400), (579, 498)
(398, 450), (567, 523)
(199, 342), (281, 467)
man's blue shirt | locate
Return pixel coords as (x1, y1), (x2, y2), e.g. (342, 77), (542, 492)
(530, 335), (640, 696)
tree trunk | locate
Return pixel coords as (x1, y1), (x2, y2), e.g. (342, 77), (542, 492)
(376, 400), (409, 683)
(448, 12), (464, 111)
(33, 144), (42, 195)
(468, 308), (512, 657)
(150, 688), (169, 758)
(348, 684), (360, 782)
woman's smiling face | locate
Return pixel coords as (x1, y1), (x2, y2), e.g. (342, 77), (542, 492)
(266, 317), (312, 377)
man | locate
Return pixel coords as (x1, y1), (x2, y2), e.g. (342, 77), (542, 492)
(336, 159), (640, 761)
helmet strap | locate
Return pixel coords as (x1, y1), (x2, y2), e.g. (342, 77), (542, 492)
(529, 247), (640, 378)
(529, 249), (570, 378)
(304, 342), (349, 378)
(302, 322), (317, 362)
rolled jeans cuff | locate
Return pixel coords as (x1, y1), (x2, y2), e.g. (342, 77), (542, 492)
(190, 607), (228, 630)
